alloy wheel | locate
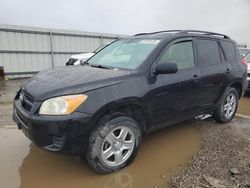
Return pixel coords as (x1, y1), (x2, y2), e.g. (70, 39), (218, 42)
(223, 93), (236, 119)
(101, 126), (135, 167)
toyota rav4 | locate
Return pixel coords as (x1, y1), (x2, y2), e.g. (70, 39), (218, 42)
(13, 30), (248, 174)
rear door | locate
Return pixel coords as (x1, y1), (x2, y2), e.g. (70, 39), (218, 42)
(194, 38), (229, 109)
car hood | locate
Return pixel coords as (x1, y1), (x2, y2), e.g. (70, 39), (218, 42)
(22, 66), (131, 101)
(71, 53), (95, 60)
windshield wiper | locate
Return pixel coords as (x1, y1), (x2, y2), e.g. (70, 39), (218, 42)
(90, 64), (110, 69)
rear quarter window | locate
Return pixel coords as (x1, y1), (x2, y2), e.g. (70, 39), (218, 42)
(220, 40), (236, 62)
(196, 39), (221, 66)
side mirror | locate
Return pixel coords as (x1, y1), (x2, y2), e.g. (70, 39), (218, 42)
(155, 62), (178, 74)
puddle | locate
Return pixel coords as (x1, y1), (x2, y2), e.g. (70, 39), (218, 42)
(0, 121), (200, 188)
(238, 97), (250, 116)
(0, 129), (30, 188)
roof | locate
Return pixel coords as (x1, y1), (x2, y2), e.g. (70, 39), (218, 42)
(133, 30), (230, 40)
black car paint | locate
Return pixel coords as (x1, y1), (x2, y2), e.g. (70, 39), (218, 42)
(13, 32), (248, 154)
(22, 66), (131, 101)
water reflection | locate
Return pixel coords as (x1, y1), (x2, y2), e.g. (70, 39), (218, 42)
(104, 173), (132, 188)
(0, 121), (201, 188)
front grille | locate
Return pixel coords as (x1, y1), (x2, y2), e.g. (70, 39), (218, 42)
(66, 58), (77, 66)
(19, 90), (34, 112)
(15, 108), (28, 126)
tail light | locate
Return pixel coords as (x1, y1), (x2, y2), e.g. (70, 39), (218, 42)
(241, 58), (248, 66)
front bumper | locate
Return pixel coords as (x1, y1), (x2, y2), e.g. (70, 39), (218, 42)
(13, 99), (92, 154)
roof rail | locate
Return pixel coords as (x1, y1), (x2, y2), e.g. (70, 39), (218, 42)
(133, 30), (230, 39)
(180, 30), (230, 39)
(134, 30), (181, 36)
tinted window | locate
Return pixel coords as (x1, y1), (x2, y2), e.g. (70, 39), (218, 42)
(221, 41), (236, 61)
(159, 41), (194, 69)
(246, 53), (250, 63)
(196, 39), (221, 66)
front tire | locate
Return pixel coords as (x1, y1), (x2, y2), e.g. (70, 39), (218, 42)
(86, 114), (142, 174)
(213, 87), (239, 123)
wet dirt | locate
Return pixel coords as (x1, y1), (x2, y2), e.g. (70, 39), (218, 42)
(0, 103), (14, 126)
(238, 96), (250, 116)
(0, 122), (200, 188)
(170, 117), (250, 188)
(0, 79), (25, 103)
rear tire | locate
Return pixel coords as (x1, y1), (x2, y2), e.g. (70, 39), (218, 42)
(86, 113), (142, 174)
(213, 87), (239, 123)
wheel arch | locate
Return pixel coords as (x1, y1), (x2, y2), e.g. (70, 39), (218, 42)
(228, 81), (242, 98)
(89, 97), (151, 135)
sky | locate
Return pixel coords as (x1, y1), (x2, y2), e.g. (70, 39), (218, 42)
(0, 0), (250, 47)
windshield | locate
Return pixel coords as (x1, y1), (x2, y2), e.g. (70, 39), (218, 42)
(88, 39), (160, 70)
(93, 44), (108, 53)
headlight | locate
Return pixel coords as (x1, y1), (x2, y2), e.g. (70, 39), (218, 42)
(39, 94), (87, 115)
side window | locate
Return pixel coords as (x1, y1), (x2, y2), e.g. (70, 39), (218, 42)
(158, 41), (195, 69)
(220, 40), (236, 62)
(196, 39), (221, 66)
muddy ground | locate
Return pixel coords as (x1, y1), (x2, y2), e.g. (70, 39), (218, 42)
(0, 79), (250, 188)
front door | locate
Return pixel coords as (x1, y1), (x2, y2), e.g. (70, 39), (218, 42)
(146, 38), (200, 129)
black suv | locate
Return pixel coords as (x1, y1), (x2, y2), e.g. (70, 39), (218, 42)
(13, 30), (248, 174)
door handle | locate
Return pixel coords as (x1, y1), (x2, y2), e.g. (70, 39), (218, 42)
(192, 74), (199, 83)
(193, 74), (199, 78)
(225, 68), (231, 74)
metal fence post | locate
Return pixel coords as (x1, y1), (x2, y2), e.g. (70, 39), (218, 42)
(100, 35), (103, 45)
(49, 31), (55, 67)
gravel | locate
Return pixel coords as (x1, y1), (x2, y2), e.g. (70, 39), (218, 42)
(170, 117), (250, 188)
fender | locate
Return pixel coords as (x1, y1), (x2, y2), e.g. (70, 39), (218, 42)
(88, 97), (151, 133)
